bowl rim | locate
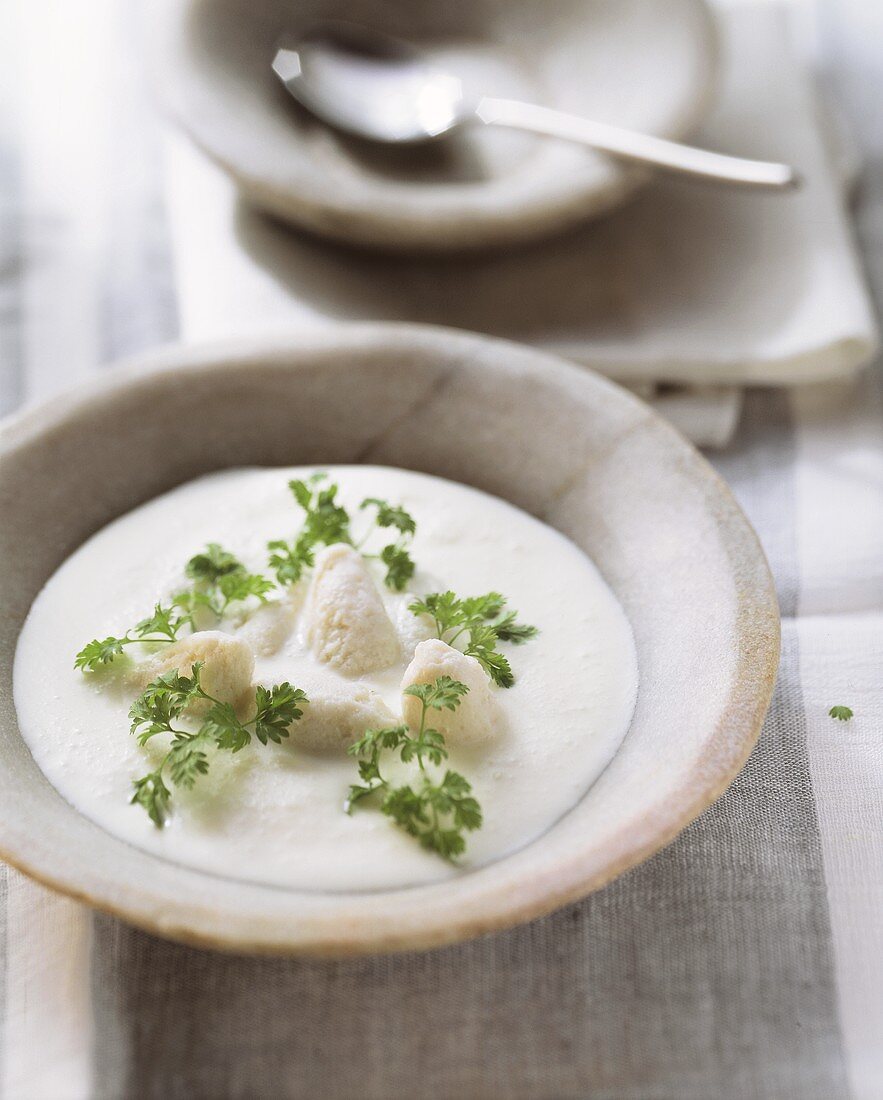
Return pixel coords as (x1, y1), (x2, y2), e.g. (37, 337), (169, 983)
(0, 323), (779, 955)
(152, 0), (720, 251)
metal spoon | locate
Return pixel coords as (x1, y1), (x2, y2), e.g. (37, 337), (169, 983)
(272, 24), (800, 191)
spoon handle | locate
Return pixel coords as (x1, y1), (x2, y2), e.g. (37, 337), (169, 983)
(476, 97), (800, 191)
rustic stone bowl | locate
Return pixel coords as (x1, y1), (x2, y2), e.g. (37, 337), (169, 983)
(152, 0), (718, 251)
(0, 325), (778, 955)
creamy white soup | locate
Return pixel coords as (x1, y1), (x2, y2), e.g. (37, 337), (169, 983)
(14, 466), (637, 892)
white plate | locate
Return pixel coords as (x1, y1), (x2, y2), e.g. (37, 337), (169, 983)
(152, 0), (718, 251)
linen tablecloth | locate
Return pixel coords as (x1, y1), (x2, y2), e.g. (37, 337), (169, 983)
(1, 1), (881, 1098)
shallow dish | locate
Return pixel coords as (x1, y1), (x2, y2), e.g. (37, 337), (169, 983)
(0, 325), (778, 954)
(151, 0), (718, 252)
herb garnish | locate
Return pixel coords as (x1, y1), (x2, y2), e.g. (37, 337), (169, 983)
(76, 470), (422, 674)
(129, 662), (307, 826)
(345, 676), (482, 860)
(828, 705), (854, 722)
(267, 474), (350, 585)
(176, 543), (275, 618)
(268, 473), (417, 591)
(407, 591), (538, 687)
(75, 602), (193, 672)
(359, 497), (416, 590)
(75, 543), (275, 672)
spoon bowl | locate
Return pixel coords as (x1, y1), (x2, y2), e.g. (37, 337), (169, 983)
(273, 25), (472, 144)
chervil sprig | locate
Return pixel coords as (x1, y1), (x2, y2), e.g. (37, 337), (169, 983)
(403, 675), (470, 719)
(359, 498), (416, 537)
(378, 543), (415, 591)
(184, 543), (241, 582)
(75, 543), (273, 674)
(290, 474), (353, 545)
(407, 591), (537, 687)
(383, 771), (482, 861)
(828, 705), (854, 722)
(177, 543), (274, 618)
(75, 602), (192, 672)
(494, 611), (541, 644)
(345, 724), (410, 810)
(345, 676), (481, 861)
(359, 497), (417, 591)
(77, 539), (274, 668)
(267, 532), (315, 586)
(268, 474), (352, 586)
(268, 475), (418, 592)
(128, 663), (307, 826)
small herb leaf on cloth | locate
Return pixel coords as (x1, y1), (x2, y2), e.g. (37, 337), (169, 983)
(828, 705), (854, 721)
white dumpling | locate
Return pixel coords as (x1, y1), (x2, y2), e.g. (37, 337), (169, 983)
(305, 545), (400, 676)
(234, 587), (303, 657)
(393, 595), (436, 661)
(132, 630), (255, 710)
(401, 639), (503, 745)
(291, 685), (396, 752)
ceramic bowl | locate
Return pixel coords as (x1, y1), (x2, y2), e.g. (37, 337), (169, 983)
(0, 325), (778, 955)
(152, 0), (719, 251)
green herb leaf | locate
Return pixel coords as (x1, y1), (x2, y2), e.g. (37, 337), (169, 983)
(380, 543), (415, 591)
(253, 683), (308, 745)
(345, 679), (480, 860)
(128, 664), (203, 742)
(493, 611), (540, 645)
(420, 826), (467, 861)
(403, 675), (470, 712)
(134, 603), (191, 641)
(76, 601), (191, 673)
(216, 570), (275, 606)
(127, 666), (307, 826)
(288, 478), (315, 511)
(380, 770), (481, 860)
(399, 726), (447, 768)
(74, 636), (127, 672)
(343, 724), (409, 813)
(179, 544), (275, 617)
(408, 591), (465, 636)
(267, 534), (315, 586)
(344, 783), (380, 812)
(166, 734), (211, 788)
(290, 477), (352, 546)
(460, 592), (506, 621)
(201, 701), (251, 753)
(360, 497), (417, 536)
(435, 770), (483, 831)
(268, 477), (353, 585)
(828, 705), (854, 722)
(185, 543), (242, 582)
(76, 545), (270, 674)
(408, 591), (535, 687)
(130, 772), (172, 828)
(272, 477), (421, 593)
(464, 624), (514, 688)
(381, 784), (428, 837)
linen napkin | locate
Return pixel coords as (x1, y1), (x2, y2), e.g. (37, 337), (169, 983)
(163, 3), (878, 448)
